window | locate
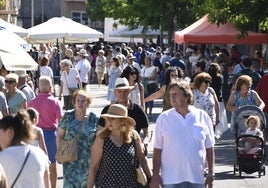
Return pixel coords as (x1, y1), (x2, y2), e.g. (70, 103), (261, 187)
(71, 11), (89, 25)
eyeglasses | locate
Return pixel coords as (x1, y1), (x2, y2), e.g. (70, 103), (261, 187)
(130, 72), (137, 75)
(5, 80), (16, 84)
(202, 80), (211, 84)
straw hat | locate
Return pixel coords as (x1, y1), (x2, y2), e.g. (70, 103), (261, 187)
(100, 104), (136, 126)
(114, 78), (135, 90)
(77, 49), (89, 56)
(126, 53), (135, 59)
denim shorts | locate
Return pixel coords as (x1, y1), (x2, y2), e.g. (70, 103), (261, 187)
(163, 182), (203, 188)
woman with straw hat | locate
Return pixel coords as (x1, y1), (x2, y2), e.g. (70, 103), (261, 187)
(88, 104), (152, 187)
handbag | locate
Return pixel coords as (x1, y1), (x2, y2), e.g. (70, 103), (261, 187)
(56, 119), (86, 163)
(68, 87), (77, 96)
(133, 138), (148, 187)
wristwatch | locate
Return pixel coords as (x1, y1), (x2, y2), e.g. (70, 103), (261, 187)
(206, 173), (215, 180)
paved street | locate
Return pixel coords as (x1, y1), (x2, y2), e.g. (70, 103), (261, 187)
(56, 84), (268, 188)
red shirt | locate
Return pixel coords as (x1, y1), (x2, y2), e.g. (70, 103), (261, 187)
(256, 73), (268, 113)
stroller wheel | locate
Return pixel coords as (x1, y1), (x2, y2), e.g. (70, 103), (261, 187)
(258, 170), (261, 178)
(239, 170), (242, 177)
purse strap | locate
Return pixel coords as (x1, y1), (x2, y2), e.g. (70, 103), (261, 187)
(11, 148), (31, 188)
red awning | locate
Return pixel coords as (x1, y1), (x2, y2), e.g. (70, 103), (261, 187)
(174, 15), (268, 44)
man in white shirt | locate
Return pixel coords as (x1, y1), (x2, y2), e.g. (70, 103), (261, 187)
(75, 49), (91, 88)
(151, 80), (215, 188)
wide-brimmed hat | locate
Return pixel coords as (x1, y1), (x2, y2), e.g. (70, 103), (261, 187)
(77, 49), (89, 56)
(100, 104), (136, 126)
(126, 53), (135, 59)
(114, 78), (135, 90)
(13, 70), (28, 78)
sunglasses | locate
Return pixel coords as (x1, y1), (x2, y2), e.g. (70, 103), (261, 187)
(5, 80), (16, 84)
(130, 72), (137, 75)
(202, 80), (211, 84)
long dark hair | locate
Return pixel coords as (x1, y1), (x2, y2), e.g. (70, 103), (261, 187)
(165, 67), (178, 86)
(121, 65), (140, 83)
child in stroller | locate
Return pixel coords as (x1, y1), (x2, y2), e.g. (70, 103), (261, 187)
(238, 115), (263, 154)
(233, 106), (266, 177)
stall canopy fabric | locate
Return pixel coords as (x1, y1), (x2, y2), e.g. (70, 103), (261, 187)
(174, 14), (268, 44)
(110, 26), (167, 37)
(0, 28), (37, 71)
(27, 17), (103, 44)
(0, 18), (28, 37)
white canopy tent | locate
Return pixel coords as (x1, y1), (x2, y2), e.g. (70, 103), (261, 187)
(0, 28), (37, 71)
(27, 17), (103, 44)
(0, 18), (28, 37)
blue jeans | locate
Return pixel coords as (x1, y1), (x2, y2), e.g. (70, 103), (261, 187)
(163, 182), (203, 188)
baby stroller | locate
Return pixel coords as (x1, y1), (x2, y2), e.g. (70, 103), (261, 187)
(233, 105), (266, 177)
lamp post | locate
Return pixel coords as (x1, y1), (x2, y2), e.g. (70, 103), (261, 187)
(31, 0), (34, 26)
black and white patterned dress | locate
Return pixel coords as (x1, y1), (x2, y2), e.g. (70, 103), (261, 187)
(95, 138), (137, 188)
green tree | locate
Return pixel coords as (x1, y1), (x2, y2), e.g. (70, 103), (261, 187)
(191, 0), (268, 34)
(86, 0), (196, 45)
(0, 0), (5, 6)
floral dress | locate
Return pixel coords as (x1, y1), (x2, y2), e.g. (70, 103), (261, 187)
(59, 110), (98, 188)
(193, 88), (216, 124)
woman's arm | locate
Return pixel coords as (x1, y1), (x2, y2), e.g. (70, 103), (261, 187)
(37, 129), (48, 155)
(139, 83), (145, 109)
(87, 135), (104, 188)
(211, 88), (220, 125)
(226, 91), (238, 112)
(56, 127), (65, 149)
(43, 167), (50, 188)
(58, 80), (64, 100)
(144, 85), (166, 102)
(20, 100), (27, 110)
(253, 91), (265, 110)
(134, 131), (152, 179)
(76, 77), (82, 89)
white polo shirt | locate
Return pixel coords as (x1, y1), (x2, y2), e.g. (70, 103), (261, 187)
(153, 106), (215, 185)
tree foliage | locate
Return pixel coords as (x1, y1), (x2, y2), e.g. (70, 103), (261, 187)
(0, 0), (5, 6)
(86, 0), (196, 45)
(86, 0), (268, 44)
(191, 0), (268, 34)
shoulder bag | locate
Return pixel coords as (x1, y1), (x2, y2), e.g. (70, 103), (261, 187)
(11, 149), (31, 188)
(56, 119), (86, 163)
(133, 137), (148, 187)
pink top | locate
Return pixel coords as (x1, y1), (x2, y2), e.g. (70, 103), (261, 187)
(28, 93), (63, 129)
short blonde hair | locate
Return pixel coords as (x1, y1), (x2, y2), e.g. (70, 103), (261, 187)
(245, 115), (261, 128)
(234, 75), (252, 91)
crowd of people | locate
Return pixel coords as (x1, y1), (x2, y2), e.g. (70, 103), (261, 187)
(0, 41), (267, 187)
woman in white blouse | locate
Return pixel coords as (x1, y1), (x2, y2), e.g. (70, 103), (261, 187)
(140, 56), (157, 118)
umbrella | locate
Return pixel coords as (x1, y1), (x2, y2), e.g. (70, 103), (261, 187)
(0, 18), (28, 37)
(0, 28), (38, 71)
(27, 17), (103, 44)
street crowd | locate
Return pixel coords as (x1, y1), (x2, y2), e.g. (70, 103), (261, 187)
(0, 41), (267, 188)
